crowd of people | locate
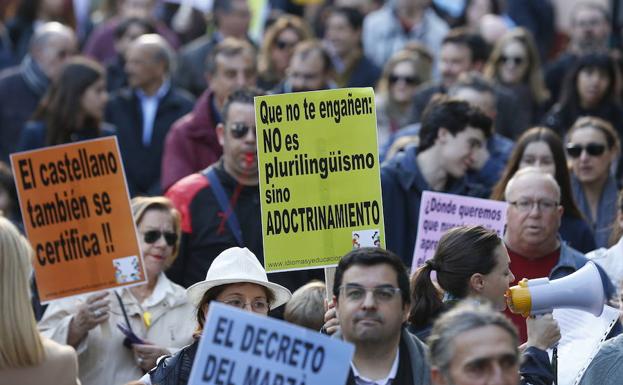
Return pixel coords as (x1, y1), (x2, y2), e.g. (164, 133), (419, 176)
(2, 0), (623, 385)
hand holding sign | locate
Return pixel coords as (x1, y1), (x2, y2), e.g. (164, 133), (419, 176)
(67, 292), (110, 347)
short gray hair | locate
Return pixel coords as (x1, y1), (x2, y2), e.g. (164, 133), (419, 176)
(504, 167), (561, 202)
(428, 301), (519, 375)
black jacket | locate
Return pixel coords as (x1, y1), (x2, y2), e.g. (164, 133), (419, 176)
(105, 86), (194, 196)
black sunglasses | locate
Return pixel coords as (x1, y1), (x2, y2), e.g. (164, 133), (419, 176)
(566, 143), (607, 158)
(389, 74), (418, 85)
(275, 40), (297, 50)
(229, 123), (255, 139)
(143, 230), (178, 246)
(500, 55), (525, 65)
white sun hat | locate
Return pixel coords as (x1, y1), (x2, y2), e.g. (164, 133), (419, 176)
(186, 247), (292, 309)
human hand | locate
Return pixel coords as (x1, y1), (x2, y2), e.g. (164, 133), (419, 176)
(526, 313), (561, 351)
(132, 343), (169, 372)
(68, 292), (110, 347)
(322, 299), (340, 335)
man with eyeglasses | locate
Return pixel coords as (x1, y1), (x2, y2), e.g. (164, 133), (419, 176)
(165, 88), (323, 294)
(332, 247), (430, 385)
(502, 167), (615, 341)
(161, 37), (257, 191)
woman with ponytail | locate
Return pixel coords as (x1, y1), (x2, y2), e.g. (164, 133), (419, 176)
(409, 225), (512, 339)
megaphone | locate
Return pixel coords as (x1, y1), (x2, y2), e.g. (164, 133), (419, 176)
(506, 261), (605, 317)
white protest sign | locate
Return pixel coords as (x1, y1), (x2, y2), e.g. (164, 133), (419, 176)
(189, 302), (355, 385)
(412, 191), (508, 271)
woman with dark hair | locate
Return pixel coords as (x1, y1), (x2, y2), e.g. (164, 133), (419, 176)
(409, 225), (559, 385)
(543, 53), (623, 138)
(491, 127), (597, 253)
(484, 28), (549, 137)
(410, 225), (514, 336)
(257, 14), (312, 91)
(567, 116), (620, 248)
(146, 247), (291, 385)
(17, 56), (114, 150)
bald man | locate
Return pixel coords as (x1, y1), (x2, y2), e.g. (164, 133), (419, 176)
(106, 34), (194, 197)
(502, 168), (615, 341)
(0, 22), (77, 161)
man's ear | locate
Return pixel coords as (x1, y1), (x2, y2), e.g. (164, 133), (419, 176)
(469, 273), (485, 294)
(431, 366), (448, 385)
(216, 122), (225, 146)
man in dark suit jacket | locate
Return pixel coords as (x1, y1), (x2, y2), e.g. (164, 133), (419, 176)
(106, 34), (194, 197)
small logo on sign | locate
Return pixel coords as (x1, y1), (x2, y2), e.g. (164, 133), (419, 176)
(352, 229), (380, 249)
(113, 256), (141, 283)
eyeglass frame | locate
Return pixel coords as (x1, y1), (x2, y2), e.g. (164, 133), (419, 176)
(338, 283), (402, 303)
(508, 199), (560, 213)
(228, 122), (256, 139)
(221, 296), (270, 313)
(566, 142), (607, 158)
(141, 230), (178, 246)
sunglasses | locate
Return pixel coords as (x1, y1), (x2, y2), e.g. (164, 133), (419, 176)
(142, 230), (178, 246)
(275, 40), (297, 50)
(566, 143), (607, 158)
(229, 123), (255, 139)
(500, 55), (525, 65)
(389, 74), (418, 85)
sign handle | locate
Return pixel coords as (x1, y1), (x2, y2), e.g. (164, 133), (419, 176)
(324, 267), (336, 303)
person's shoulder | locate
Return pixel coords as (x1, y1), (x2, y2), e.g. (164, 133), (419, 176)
(41, 337), (79, 371)
(580, 334), (623, 385)
(166, 172), (210, 201)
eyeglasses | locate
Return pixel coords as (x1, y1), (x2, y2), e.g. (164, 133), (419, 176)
(339, 284), (401, 303)
(229, 123), (256, 139)
(566, 143), (607, 158)
(222, 297), (270, 313)
(500, 55), (525, 65)
(275, 39), (297, 51)
(142, 230), (178, 246)
(509, 199), (559, 213)
(389, 74), (418, 85)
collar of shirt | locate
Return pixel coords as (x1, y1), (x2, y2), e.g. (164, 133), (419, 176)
(135, 80), (171, 146)
(351, 347), (400, 385)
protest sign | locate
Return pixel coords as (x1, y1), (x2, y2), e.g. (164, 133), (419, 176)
(255, 88), (384, 272)
(189, 302), (354, 385)
(412, 191), (508, 271)
(10, 137), (145, 302)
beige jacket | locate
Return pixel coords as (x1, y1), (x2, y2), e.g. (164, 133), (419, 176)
(39, 273), (195, 385)
(0, 337), (80, 385)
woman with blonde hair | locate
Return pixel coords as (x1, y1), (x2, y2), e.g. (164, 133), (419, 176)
(375, 47), (432, 153)
(484, 28), (549, 138)
(39, 196), (195, 385)
(0, 217), (79, 385)
(257, 14), (312, 90)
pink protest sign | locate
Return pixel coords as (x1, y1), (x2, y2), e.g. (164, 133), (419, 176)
(411, 191), (508, 272)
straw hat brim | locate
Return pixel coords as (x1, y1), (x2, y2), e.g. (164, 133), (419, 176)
(186, 277), (292, 309)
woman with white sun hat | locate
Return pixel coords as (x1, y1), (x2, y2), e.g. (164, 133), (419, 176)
(143, 246), (292, 385)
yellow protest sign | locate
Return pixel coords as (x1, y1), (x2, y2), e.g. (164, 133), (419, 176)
(11, 137), (145, 302)
(255, 88), (384, 272)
